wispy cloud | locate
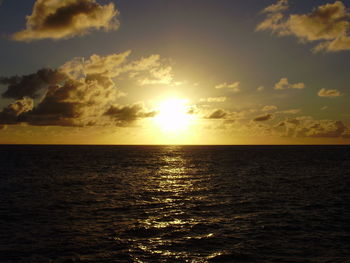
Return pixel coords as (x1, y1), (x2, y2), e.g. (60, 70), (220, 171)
(277, 109), (301, 114)
(262, 105), (278, 112)
(200, 97), (227, 103)
(215, 82), (240, 92)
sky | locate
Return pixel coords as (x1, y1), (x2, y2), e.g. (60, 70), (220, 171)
(0, 0), (350, 145)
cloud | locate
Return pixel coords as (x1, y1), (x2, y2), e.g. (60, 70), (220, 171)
(278, 116), (349, 138)
(309, 120), (347, 138)
(0, 51), (168, 127)
(137, 66), (173, 86)
(215, 82), (240, 92)
(121, 54), (175, 86)
(63, 50), (131, 78)
(60, 51), (173, 86)
(0, 69), (67, 99)
(262, 105), (278, 112)
(0, 97), (34, 124)
(277, 109), (301, 114)
(318, 88), (342, 97)
(104, 103), (156, 125)
(186, 105), (198, 115)
(262, 0), (289, 13)
(253, 114), (273, 122)
(206, 109), (227, 119)
(257, 0), (350, 52)
(12, 0), (119, 41)
(4, 97), (34, 116)
(274, 78), (305, 90)
(18, 76), (122, 127)
(124, 54), (162, 73)
(257, 86), (265, 92)
(343, 130), (350, 138)
(200, 97), (227, 103)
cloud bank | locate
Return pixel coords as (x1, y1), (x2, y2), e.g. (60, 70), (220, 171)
(0, 51), (169, 127)
(278, 117), (349, 138)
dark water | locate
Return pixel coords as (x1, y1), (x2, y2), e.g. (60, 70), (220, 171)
(0, 145), (349, 263)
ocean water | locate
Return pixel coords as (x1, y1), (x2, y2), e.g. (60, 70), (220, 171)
(0, 145), (349, 263)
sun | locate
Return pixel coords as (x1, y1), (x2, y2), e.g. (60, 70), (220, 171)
(154, 98), (193, 132)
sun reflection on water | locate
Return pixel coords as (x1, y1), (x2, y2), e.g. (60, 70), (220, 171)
(126, 146), (215, 261)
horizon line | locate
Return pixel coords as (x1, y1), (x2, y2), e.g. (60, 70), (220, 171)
(0, 143), (349, 146)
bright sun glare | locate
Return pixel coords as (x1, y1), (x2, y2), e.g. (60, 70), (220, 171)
(154, 98), (193, 132)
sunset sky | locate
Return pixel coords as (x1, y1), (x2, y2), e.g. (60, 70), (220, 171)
(0, 0), (350, 144)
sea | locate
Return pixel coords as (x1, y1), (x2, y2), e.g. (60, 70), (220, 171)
(0, 145), (349, 263)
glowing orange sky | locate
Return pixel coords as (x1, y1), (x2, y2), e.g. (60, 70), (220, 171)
(0, 0), (349, 144)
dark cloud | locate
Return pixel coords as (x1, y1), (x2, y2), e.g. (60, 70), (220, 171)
(0, 69), (66, 99)
(253, 114), (273, 122)
(0, 51), (163, 127)
(3, 97), (34, 116)
(0, 97), (34, 124)
(277, 117), (349, 138)
(26, 82), (84, 126)
(104, 103), (156, 125)
(12, 0), (119, 41)
(308, 120), (346, 138)
(206, 109), (227, 119)
(276, 121), (285, 127)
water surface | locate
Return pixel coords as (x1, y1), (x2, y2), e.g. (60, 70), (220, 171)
(0, 145), (349, 262)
